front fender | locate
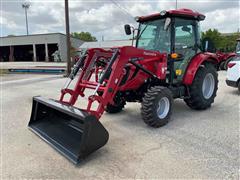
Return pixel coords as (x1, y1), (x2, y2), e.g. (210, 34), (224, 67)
(183, 52), (218, 85)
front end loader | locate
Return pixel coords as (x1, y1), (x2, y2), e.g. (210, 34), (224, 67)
(28, 9), (219, 164)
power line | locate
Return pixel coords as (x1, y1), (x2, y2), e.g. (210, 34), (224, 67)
(109, 0), (135, 21)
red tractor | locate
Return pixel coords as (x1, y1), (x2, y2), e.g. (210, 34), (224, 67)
(217, 38), (240, 70)
(217, 51), (236, 70)
(28, 9), (219, 164)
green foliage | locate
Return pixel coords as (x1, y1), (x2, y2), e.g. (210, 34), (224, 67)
(71, 32), (97, 42)
(201, 29), (240, 52)
(201, 29), (221, 48)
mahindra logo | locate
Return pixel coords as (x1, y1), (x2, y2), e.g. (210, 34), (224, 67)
(143, 51), (157, 56)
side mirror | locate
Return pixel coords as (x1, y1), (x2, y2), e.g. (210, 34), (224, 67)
(182, 26), (191, 33)
(124, 24), (132, 35)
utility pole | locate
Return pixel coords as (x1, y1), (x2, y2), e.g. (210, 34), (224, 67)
(65, 0), (71, 75)
(22, 2), (30, 35)
(176, 0), (178, 9)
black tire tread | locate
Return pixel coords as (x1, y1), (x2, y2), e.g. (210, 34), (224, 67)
(141, 86), (173, 128)
(184, 63), (218, 110)
(219, 61), (225, 70)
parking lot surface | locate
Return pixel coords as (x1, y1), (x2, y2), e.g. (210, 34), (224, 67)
(1, 71), (239, 179)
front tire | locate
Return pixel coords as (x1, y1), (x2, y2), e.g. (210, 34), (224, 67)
(184, 63), (218, 110)
(141, 86), (173, 128)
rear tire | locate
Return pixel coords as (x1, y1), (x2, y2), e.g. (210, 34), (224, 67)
(141, 86), (173, 128)
(219, 61), (225, 70)
(224, 57), (234, 70)
(184, 63), (218, 110)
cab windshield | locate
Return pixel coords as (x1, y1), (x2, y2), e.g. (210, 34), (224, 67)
(136, 18), (170, 53)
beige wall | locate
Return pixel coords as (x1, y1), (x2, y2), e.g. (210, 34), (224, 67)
(0, 33), (84, 62)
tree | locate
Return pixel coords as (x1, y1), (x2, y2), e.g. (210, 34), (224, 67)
(71, 32), (97, 42)
(202, 29), (240, 52)
(202, 29), (221, 49)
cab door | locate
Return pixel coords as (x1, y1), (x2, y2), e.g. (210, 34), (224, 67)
(173, 18), (199, 81)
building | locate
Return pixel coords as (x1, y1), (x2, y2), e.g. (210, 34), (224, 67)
(0, 33), (84, 62)
(79, 39), (135, 49)
(221, 32), (240, 37)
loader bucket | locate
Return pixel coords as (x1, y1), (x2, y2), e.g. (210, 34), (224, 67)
(28, 96), (109, 164)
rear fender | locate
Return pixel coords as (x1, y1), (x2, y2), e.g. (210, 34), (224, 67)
(183, 53), (218, 85)
(224, 53), (236, 61)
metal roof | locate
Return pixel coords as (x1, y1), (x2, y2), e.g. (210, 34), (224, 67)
(137, 9), (205, 22)
(0, 32), (78, 40)
(80, 39), (135, 49)
(0, 33), (83, 46)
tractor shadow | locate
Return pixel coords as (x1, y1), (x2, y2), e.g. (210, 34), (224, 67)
(74, 101), (213, 167)
(106, 100), (204, 130)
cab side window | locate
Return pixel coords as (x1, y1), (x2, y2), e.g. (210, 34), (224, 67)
(175, 19), (195, 51)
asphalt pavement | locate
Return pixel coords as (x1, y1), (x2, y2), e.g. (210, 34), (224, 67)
(1, 71), (239, 179)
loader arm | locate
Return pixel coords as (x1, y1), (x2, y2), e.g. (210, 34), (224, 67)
(60, 46), (164, 119)
(60, 48), (130, 119)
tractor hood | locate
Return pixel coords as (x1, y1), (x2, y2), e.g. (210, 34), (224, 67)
(86, 46), (167, 63)
(108, 46), (166, 60)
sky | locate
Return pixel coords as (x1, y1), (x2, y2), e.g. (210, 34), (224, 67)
(1, 0), (240, 41)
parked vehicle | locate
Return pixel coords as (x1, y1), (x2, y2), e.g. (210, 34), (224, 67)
(217, 51), (236, 70)
(28, 9), (219, 164)
(226, 56), (240, 92)
(219, 38), (240, 70)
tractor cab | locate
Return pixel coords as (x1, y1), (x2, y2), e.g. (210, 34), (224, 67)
(125, 9), (205, 81)
(126, 9), (205, 53)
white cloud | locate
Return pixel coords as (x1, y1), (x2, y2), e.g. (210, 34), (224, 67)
(0, 16), (17, 29)
(1, 0), (239, 39)
(201, 7), (240, 32)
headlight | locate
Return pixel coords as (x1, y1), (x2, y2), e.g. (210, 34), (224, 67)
(135, 16), (140, 22)
(160, 10), (167, 16)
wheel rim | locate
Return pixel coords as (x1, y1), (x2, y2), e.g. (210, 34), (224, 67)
(202, 73), (215, 99)
(157, 97), (170, 119)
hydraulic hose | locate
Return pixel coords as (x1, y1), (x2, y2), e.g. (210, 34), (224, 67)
(98, 50), (119, 84)
(69, 50), (87, 80)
